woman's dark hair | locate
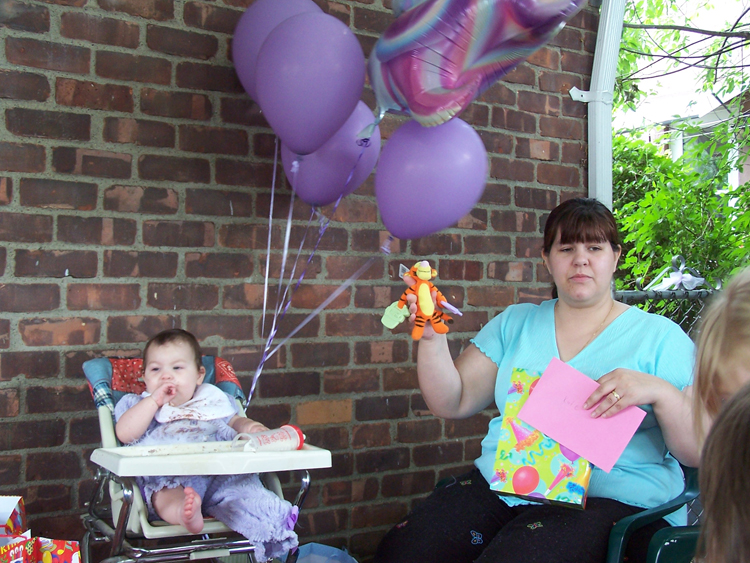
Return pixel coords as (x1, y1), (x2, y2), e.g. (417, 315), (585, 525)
(143, 328), (203, 370)
(543, 197), (621, 256)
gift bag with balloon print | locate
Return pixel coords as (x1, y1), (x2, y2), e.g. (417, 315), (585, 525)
(0, 533), (80, 563)
(490, 367), (591, 509)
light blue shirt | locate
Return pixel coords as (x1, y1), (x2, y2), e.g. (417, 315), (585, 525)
(472, 299), (694, 526)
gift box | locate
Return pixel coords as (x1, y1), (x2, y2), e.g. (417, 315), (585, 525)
(0, 498), (24, 537)
(489, 367), (592, 509)
(0, 534), (80, 563)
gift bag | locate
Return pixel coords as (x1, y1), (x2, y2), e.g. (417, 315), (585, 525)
(490, 367), (592, 509)
(0, 498), (25, 536)
(0, 535), (80, 563)
(289, 543), (359, 563)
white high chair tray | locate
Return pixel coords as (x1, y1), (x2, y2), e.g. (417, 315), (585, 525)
(91, 443), (332, 477)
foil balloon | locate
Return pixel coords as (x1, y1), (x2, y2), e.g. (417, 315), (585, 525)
(369, 0), (587, 126)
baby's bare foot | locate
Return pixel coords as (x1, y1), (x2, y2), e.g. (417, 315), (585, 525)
(179, 487), (204, 533)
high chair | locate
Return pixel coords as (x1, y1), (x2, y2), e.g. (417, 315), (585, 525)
(81, 355), (332, 563)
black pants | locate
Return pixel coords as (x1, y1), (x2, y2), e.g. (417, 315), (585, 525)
(374, 468), (669, 563)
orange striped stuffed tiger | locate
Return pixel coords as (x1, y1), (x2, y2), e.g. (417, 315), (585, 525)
(396, 261), (452, 340)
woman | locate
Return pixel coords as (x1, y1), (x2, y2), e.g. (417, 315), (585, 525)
(375, 198), (699, 563)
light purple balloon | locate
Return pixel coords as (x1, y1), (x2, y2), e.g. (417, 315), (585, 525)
(375, 118), (488, 239)
(281, 101), (381, 207)
(232, 0), (322, 101)
(255, 12), (365, 155)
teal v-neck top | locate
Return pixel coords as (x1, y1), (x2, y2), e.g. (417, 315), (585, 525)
(472, 299), (694, 525)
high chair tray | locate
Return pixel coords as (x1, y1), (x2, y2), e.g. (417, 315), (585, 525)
(91, 443), (332, 476)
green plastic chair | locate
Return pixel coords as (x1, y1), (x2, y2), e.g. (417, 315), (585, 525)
(607, 466), (700, 563)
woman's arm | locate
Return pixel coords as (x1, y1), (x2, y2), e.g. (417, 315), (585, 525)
(584, 370), (700, 467)
(416, 335), (499, 419)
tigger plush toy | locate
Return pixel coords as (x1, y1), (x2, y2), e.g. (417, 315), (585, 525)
(381, 260), (457, 340)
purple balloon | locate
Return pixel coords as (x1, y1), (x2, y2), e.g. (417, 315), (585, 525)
(375, 118), (488, 239)
(232, 0), (322, 101)
(281, 101), (381, 207)
(255, 12), (365, 155)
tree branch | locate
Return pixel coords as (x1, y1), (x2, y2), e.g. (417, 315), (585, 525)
(623, 23), (750, 40)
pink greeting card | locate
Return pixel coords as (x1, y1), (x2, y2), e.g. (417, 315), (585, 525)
(517, 358), (646, 472)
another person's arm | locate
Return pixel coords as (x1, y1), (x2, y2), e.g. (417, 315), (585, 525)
(229, 416), (268, 434)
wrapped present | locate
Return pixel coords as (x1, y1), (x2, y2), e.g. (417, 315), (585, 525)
(490, 367), (592, 509)
(0, 533), (80, 563)
(0, 498), (25, 536)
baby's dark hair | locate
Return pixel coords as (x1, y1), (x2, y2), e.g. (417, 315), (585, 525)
(143, 329), (203, 370)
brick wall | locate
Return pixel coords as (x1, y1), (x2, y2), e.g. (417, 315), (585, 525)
(0, 0), (597, 559)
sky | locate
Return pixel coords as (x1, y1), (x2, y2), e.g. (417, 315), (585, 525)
(614, 0), (749, 131)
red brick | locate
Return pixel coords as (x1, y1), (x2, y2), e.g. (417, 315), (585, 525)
(0, 455), (21, 485)
(0, 142), (45, 173)
(0, 70), (50, 101)
(438, 259), (482, 281)
(260, 312), (319, 340)
(15, 250), (97, 278)
(549, 26), (583, 50)
(382, 367), (418, 391)
(0, 420), (65, 450)
(539, 115), (583, 140)
(562, 141), (587, 166)
(147, 283), (219, 310)
(69, 415), (101, 445)
(53, 147), (132, 178)
(187, 314), (253, 341)
(176, 62), (244, 93)
(413, 441), (463, 466)
(61, 12), (140, 47)
(460, 103), (490, 127)
(325, 313), (382, 337)
(0, 0), (49, 31)
(141, 88), (212, 120)
(478, 130), (513, 156)
(322, 478), (379, 505)
(56, 78), (134, 112)
(561, 51), (594, 74)
(291, 342), (349, 368)
(185, 252), (252, 278)
(219, 224), (274, 250)
(0, 212), (52, 242)
(539, 71), (582, 95)
(215, 159), (273, 187)
(26, 384), (91, 413)
(104, 250), (178, 277)
(57, 216), (136, 245)
(381, 470), (435, 497)
(143, 220), (214, 247)
(183, 2), (240, 33)
(0, 178), (9, 205)
(527, 46), (560, 70)
(490, 156), (534, 182)
(518, 91), (560, 116)
(355, 447), (409, 474)
(518, 286), (553, 304)
(354, 339), (409, 365)
(185, 188), (252, 217)
(515, 186), (558, 210)
(352, 6), (392, 34)
(352, 422), (391, 449)
(19, 178), (97, 209)
(6, 38), (89, 73)
(487, 261), (534, 282)
(0, 389), (18, 417)
(503, 63), (536, 85)
(27, 451), (81, 480)
(397, 418), (441, 443)
(410, 234), (463, 256)
(19, 317), (100, 346)
(103, 117), (175, 147)
(538, 162), (581, 187)
(478, 82), (516, 105)
(0, 284), (59, 312)
(466, 286), (515, 308)
(326, 256), (384, 281)
(491, 108), (536, 133)
(296, 508), (349, 536)
(490, 210), (537, 232)
(179, 125), (249, 155)
(104, 185), (178, 214)
(516, 236), (544, 258)
(138, 154), (210, 183)
(516, 138), (559, 161)
(67, 284), (141, 310)
(480, 183), (512, 206)
(96, 51), (171, 85)
(0, 248), (5, 274)
(98, 0), (174, 21)
(221, 344), (286, 372)
(222, 283), (265, 309)
(290, 285), (350, 310)
(220, 98), (266, 127)
(355, 395), (409, 421)
(106, 315), (180, 343)
(255, 371), (320, 398)
(323, 368), (378, 394)
(0, 320), (8, 350)
(146, 24), (218, 59)
(445, 412), (492, 438)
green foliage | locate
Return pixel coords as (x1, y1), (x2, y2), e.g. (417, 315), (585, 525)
(613, 120), (750, 289)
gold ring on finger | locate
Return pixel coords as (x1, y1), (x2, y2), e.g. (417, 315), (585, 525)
(610, 390), (621, 402)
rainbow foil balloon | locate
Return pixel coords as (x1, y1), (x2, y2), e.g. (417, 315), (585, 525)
(368, 0), (586, 126)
